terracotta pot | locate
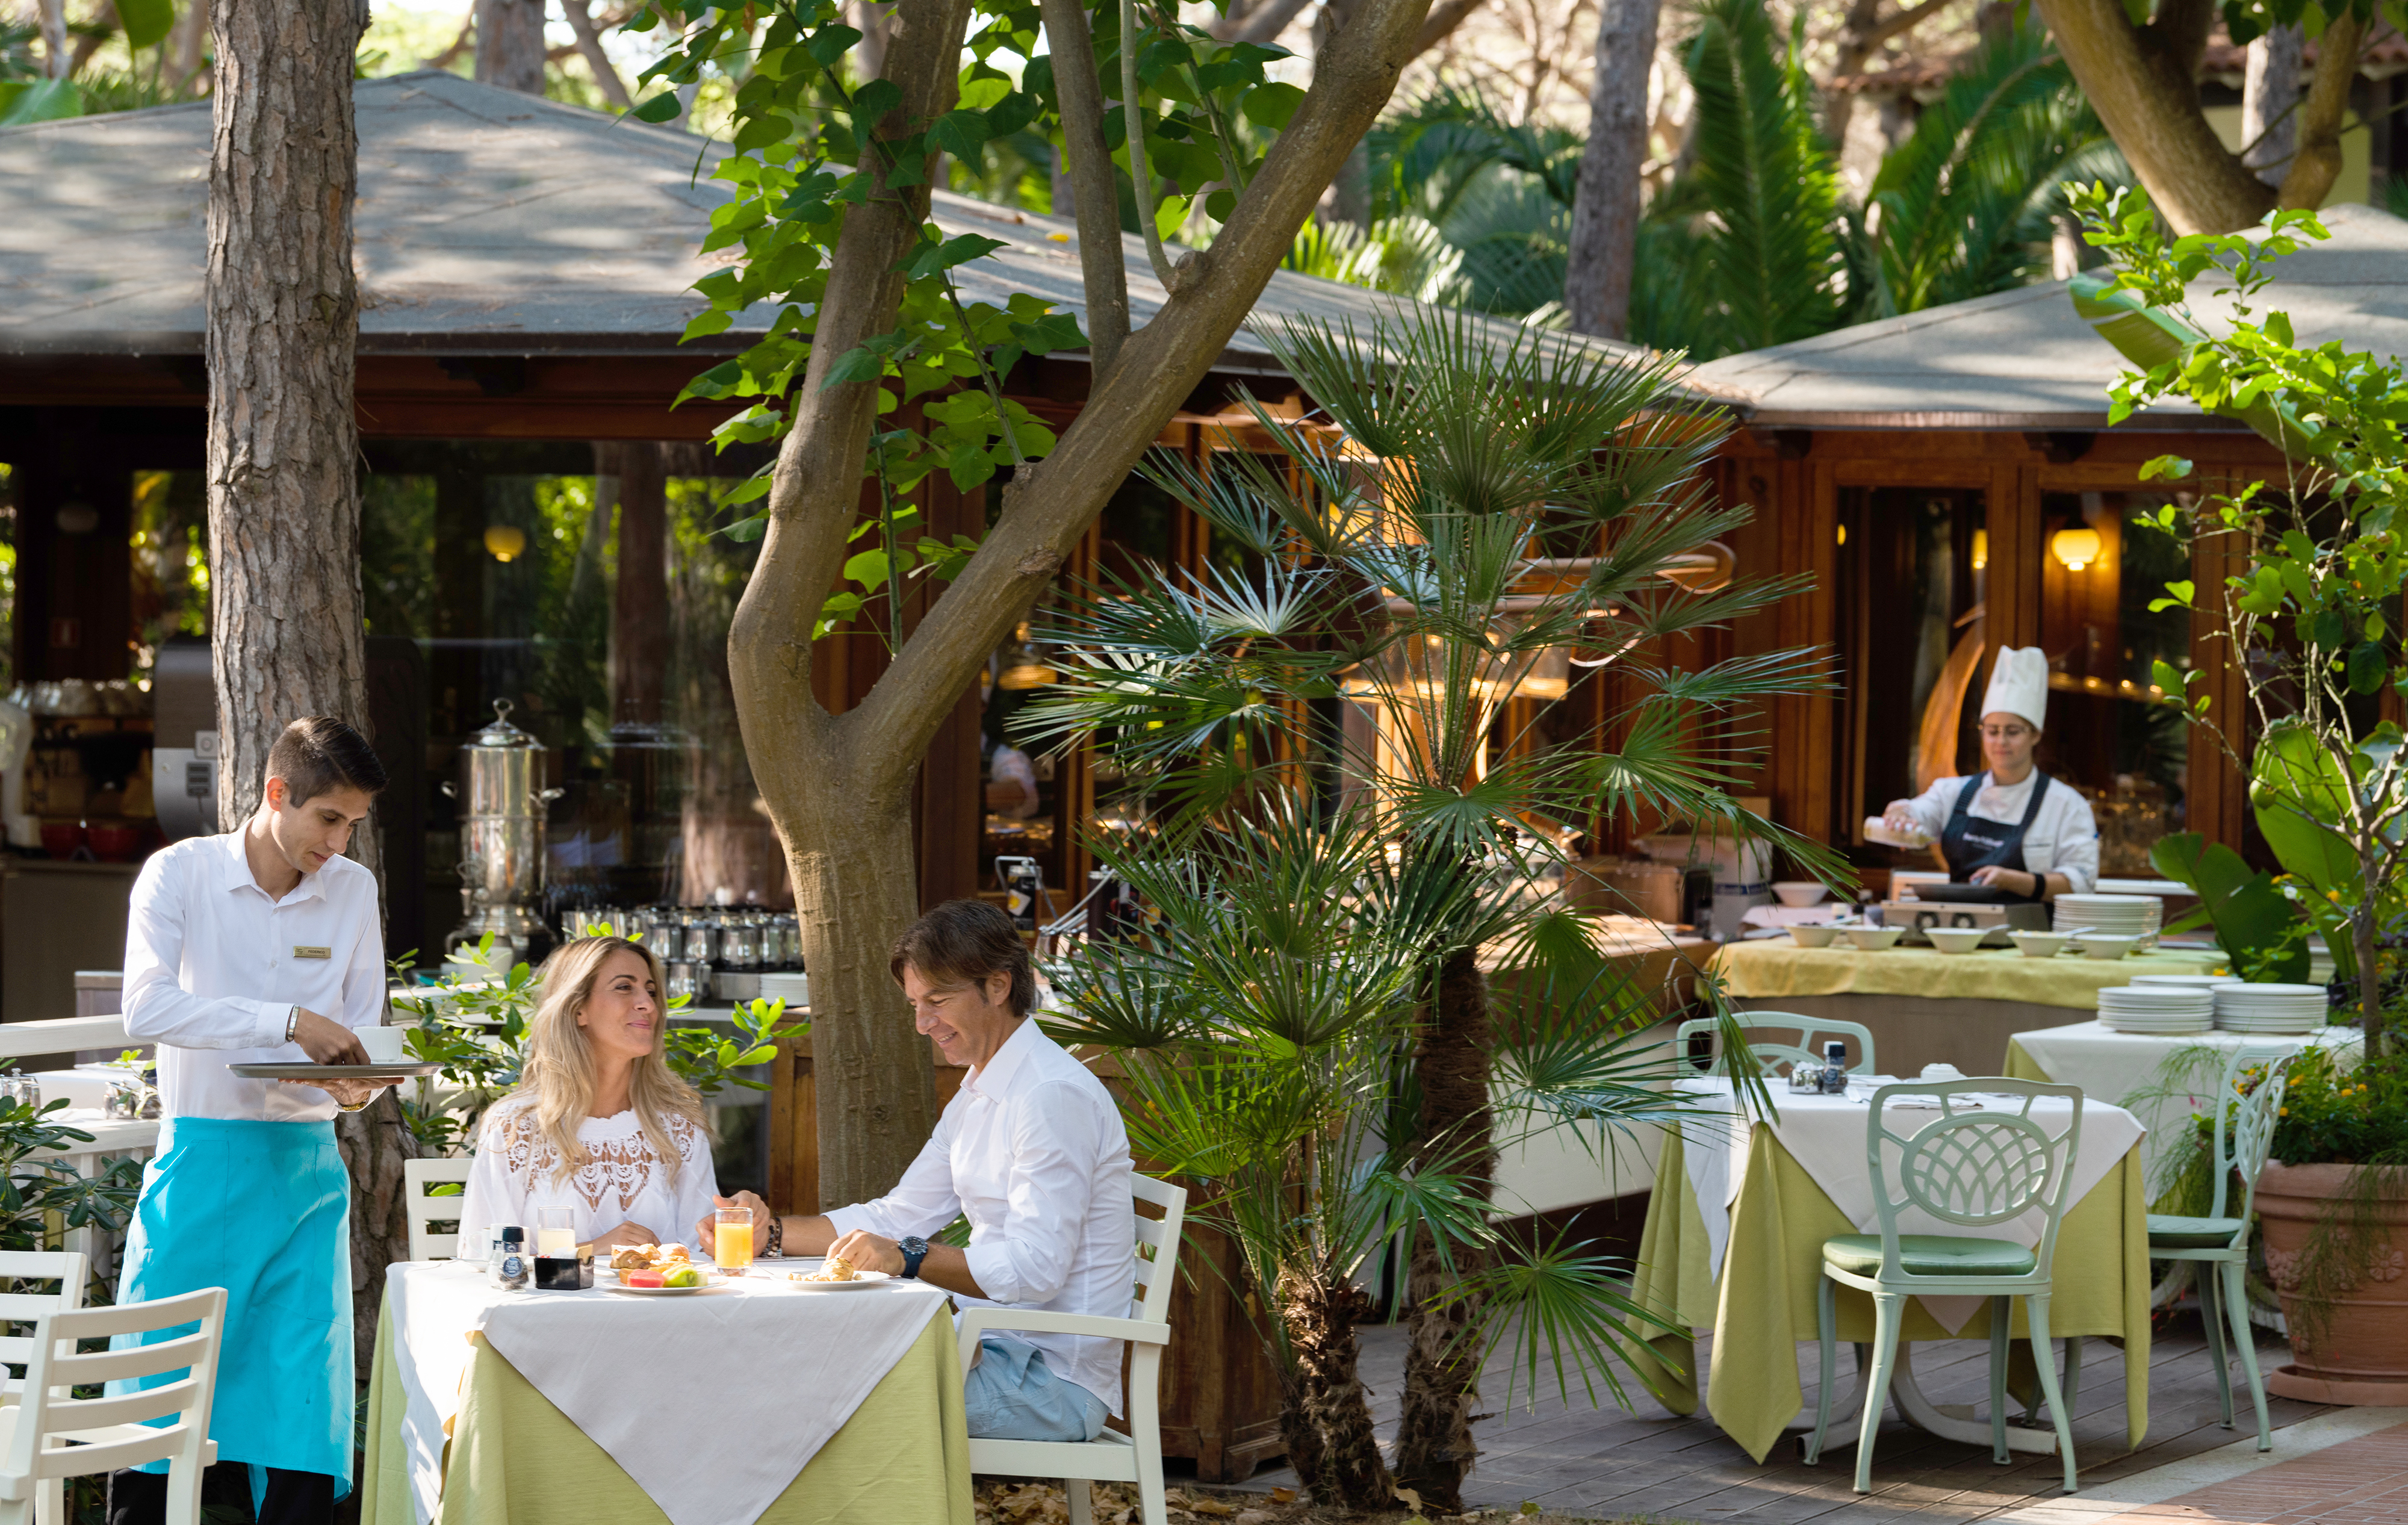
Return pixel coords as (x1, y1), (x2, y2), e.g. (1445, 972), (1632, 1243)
(2256, 1160), (2408, 1404)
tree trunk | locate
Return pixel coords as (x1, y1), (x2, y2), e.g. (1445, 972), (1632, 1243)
(475, 0), (547, 95)
(728, 0), (1439, 1202)
(1822, 0), (1949, 146)
(36, 0), (64, 78)
(2031, 0), (2274, 234)
(208, 0), (413, 1378)
(1283, 1275), (1388, 1510)
(2274, 13), (2365, 211)
(2241, 25), (2301, 188)
(1037, 0), (1129, 377)
(1563, 0), (1660, 340)
(851, 0), (895, 80)
(1391, 946), (1498, 1512)
(563, 0), (635, 110)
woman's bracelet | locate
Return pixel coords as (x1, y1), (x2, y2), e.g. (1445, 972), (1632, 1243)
(764, 1214), (783, 1257)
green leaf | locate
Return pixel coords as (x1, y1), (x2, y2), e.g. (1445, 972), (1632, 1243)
(904, 232), (1008, 279)
(806, 24), (861, 66)
(2348, 639), (2389, 695)
(0, 78), (79, 125)
(818, 344), (888, 389)
(2138, 454), (2194, 481)
(117, 0), (173, 51)
(719, 512), (769, 543)
(630, 93), (683, 123)
(928, 109), (993, 158)
(851, 78), (902, 119)
(1240, 82), (1304, 129)
(843, 547), (892, 586)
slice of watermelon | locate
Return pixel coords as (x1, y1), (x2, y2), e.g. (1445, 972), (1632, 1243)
(624, 1269), (666, 1288)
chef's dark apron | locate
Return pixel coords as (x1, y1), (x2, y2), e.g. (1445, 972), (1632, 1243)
(1941, 770), (2052, 902)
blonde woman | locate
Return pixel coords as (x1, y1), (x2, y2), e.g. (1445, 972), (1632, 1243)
(458, 936), (719, 1254)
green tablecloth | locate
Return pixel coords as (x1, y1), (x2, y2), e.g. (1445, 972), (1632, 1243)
(1623, 1124), (2153, 1464)
(1710, 943), (2224, 1011)
(361, 1291), (975, 1525)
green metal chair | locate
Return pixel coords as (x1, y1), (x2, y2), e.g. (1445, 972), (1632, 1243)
(1807, 1078), (2085, 1495)
(1673, 1014), (1876, 1079)
(2146, 1044), (2298, 1452)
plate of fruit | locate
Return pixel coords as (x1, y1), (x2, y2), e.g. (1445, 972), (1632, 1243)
(601, 1242), (725, 1294)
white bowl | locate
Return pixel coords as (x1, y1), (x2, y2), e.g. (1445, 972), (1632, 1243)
(2074, 933), (2140, 960)
(1924, 927), (1990, 955)
(1772, 881), (1830, 908)
(2010, 931), (2071, 958)
(1846, 927), (1906, 951)
(1787, 925), (1842, 948)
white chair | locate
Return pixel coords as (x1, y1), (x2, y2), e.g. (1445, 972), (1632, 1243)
(405, 1156), (475, 1261)
(0, 1253), (86, 1408)
(1674, 1014), (1876, 1078)
(1807, 1078), (2084, 1495)
(961, 1174), (1186, 1525)
(0, 1285), (226, 1525)
(2147, 1044), (2297, 1452)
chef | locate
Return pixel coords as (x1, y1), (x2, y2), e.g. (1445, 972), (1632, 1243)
(1881, 647), (2100, 902)
(109, 717), (401, 1525)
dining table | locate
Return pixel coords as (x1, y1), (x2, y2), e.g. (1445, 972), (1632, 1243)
(361, 1259), (975, 1525)
(1622, 1075), (2154, 1465)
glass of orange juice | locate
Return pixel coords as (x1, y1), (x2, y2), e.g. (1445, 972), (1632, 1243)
(713, 1205), (754, 1276)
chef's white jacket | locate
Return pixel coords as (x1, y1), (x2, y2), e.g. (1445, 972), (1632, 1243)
(1896, 770), (2102, 895)
(121, 830), (386, 1122)
(824, 1017), (1137, 1415)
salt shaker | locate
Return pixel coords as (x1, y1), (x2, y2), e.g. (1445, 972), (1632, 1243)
(489, 1225), (529, 1291)
(1818, 1040), (1850, 1096)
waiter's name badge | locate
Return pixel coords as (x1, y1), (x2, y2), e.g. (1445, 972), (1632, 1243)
(293, 946), (334, 960)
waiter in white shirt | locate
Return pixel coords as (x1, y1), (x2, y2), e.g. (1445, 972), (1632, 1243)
(705, 899), (1136, 1441)
(1882, 647), (2101, 902)
(110, 717), (401, 1525)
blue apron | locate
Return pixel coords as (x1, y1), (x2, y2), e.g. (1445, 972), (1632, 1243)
(1940, 769), (2053, 902)
(110, 1117), (353, 1492)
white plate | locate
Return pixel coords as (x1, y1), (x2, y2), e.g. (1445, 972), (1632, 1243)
(2211, 983), (2327, 996)
(601, 1280), (731, 1296)
(784, 1270), (895, 1291)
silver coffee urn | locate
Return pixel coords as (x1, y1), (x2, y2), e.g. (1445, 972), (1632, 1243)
(443, 701), (562, 973)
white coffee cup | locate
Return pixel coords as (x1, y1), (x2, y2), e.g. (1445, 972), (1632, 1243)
(356, 1025), (408, 1064)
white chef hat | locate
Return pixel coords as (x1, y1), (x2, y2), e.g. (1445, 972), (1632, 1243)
(1979, 646), (2049, 731)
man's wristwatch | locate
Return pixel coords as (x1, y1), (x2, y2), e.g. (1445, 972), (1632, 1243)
(285, 1006), (302, 1044)
(898, 1235), (930, 1280)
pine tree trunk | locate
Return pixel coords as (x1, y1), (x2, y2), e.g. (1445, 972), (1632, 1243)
(1563, 0), (1659, 338)
(208, 0), (418, 1379)
(1391, 946), (1497, 1512)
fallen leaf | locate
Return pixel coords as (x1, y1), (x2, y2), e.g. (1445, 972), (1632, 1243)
(1233, 1513), (1274, 1525)
(1396, 1488), (1425, 1512)
(1268, 1487), (1296, 1505)
(1190, 1502), (1237, 1518)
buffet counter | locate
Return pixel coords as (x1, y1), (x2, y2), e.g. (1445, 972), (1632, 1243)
(1707, 939), (2225, 1079)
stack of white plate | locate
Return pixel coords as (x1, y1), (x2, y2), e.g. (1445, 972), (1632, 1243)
(758, 972), (811, 1008)
(2211, 982), (2327, 1034)
(2129, 974), (2228, 990)
(2096, 984), (2214, 1034)
(2055, 893), (2163, 949)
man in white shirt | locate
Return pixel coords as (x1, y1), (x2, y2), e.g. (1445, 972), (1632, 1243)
(1882, 646), (2101, 900)
(707, 899), (1135, 1441)
(110, 718), (400, 1525)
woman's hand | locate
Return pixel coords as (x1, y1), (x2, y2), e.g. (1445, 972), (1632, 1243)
(1970, 865), (2039, 898)
(695, 1191), (774, 1251)
(586, 1220), (666, 1251)
(1880, 800), (1921, 833)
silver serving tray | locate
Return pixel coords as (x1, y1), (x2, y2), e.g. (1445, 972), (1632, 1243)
(226, 1062), (442, 1079)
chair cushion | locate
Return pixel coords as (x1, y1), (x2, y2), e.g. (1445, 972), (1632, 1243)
(2146, 1214), (2245, 1249)
(1821, 1234), (2037, 1277)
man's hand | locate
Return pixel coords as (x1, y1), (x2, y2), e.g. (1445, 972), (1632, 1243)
(826, 1228), (905, 1277)
(277, 1076), (403, 1109)
(696, 1191), (774, 1252)
(291, 1008), (369, 1065)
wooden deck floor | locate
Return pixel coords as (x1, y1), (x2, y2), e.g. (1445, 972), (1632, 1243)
(1230, 1307), (2335, 1521)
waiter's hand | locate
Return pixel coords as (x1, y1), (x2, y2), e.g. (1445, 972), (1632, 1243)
(291, 1008), (370, 1065)
(287, 1076), (405, 1110)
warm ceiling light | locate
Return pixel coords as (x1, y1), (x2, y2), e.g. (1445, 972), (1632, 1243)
(2050, 527), (2102, 572)
(1971, 528), (1988, 571)
(483, 525), (528, 563)
(996, 624), (1057, 689)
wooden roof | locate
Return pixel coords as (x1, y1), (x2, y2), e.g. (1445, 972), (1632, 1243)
(0, 69), (1643, 382)
(1683, 203), (2408, 430)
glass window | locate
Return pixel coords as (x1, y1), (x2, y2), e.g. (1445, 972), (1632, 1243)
(2038, 491), (2190, 875)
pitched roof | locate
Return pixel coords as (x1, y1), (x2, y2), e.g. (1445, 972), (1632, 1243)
(1683, 202), (2408, 430)
(0, 69), (1645, 380)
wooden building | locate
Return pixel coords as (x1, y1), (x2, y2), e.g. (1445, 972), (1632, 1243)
(1684, 202), (2408, 882)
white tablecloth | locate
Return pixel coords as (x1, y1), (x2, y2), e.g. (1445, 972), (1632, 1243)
(1675, 1078), (2145, 1331)
(386, 1260), (951, 1525)
(2007, 1021), (2356, 1191)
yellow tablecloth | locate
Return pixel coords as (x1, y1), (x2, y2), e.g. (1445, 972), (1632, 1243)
(1710, 942), (2223, 1010)
(1622, 1124), (2153, 1464)
(361, 1292), (975, 1525)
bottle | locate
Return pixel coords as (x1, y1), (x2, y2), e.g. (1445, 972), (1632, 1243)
(490, 1225), (529, 1291)
(1819, 1040), (1849, 1096)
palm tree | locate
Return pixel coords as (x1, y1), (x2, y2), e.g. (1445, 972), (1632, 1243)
(1022, 308), (1837, 1508)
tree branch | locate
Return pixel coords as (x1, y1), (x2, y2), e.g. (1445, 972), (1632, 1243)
(849, 0), (1438, 771)
(2276, 11), (2365, 210)
(1856, 0), (1949, 54)
(1215, 0), (1316, 46)
(562, 0), (635, 110)
(1412, 0), (1485, 55)
(1040, 0), (1131, 377)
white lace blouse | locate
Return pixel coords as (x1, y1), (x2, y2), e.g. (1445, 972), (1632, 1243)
(456, 1096), (722, 1254)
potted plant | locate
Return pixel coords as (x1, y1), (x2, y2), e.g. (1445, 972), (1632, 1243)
(2070, 187), (2408, 1401)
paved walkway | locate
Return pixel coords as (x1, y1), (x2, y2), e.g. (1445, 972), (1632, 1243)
(1224, 1308), (2399, 1522)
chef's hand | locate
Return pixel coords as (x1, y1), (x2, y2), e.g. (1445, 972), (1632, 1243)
(1972, 865), (2047, 898)
(825, 1228), (905, 1277)
(695, 1191), (774, 1250)
(1880, 801), (1922, 833)
(291, 1008), (370, 1066)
